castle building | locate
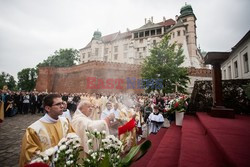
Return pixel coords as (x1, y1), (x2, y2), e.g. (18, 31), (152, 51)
(35, 4), (212, 94)
(221, 30), (250, 80)
(79, 4), (205, 69)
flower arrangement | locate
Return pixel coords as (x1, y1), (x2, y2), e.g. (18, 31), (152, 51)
(29, 130), (151, 167)
(168, 96), (188, 114)
(83, 129), (123, 167)
(84, 129), (151, 167)
(30, 133), (82, 167)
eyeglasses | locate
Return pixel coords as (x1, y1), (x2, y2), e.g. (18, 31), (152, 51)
(52, 102), (64, 106)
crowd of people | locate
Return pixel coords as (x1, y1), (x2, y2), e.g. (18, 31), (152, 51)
(0, 89), (188, 166)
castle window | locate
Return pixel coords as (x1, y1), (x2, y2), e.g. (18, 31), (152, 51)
(140, 39), (143, 43)
(88, 52), (91, 58)
(234, 61), (238, 78)
(143, 47), (146, 51)
(114, 46), (118, 52)
(153, 40), (156, 46)
(104, 56), (108, 61)
(223, 69), (226, 79)
(177, 31), (180, 36)
(123, 44), (128, 51)
(137, 48), (139, 52)
(157, 28), (161, 35)
(228, 66), (232, 79)
(243, 53), (249, 73)
(151, 30), (155, 36)
(139, 32), (144, 38)
(182, 19), (187, 22)
(114, 54), (118, 60)
(134, 33), (138, 38)
(183, 30), (186, 35)
(123, 52), (127, 59)
(105, 48), (108, 54)
(95, 48), (99, 56)
(145, 31), (149, 37)
(139, 52), (143, 58)
(173, 32), (175, 38)
(82, 53), (85, 59)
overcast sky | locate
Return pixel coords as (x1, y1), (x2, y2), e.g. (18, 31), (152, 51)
(0, 0), (249, 80)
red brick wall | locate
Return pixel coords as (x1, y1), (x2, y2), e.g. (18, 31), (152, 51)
(35, 61), (143, 94)
(35, 61), (211, 93)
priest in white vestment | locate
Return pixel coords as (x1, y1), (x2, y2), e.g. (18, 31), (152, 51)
(71, 100), (114, 156)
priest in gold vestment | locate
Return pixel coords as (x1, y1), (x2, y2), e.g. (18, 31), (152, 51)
(19, 94), (74, 167)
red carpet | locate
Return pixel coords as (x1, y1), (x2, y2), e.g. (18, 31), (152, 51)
(179, 115), (229, 167)
(131, 128), (168, 167)
(133, 113), (250, 167)
(147, 124), (181, 167)
(197, 112), (250, 167)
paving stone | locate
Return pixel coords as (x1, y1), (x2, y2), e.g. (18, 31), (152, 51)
(0, 114), (42, 166)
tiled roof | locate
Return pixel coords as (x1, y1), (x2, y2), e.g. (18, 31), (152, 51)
(157, 19), (176, 27)
(102, 32), (119, 43)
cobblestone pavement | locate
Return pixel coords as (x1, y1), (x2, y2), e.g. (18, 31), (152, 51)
(0, 113), (43, 167)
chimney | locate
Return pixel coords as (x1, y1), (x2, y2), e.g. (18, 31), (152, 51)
(175, 15), (179, 21)
(151, 16), (153, 23)
(163, 16), (166, 22)
(145, 18), (147, 24)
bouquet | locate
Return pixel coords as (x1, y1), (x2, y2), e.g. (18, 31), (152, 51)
(30, 133), (82, 167)
(168, 96), (188, 114)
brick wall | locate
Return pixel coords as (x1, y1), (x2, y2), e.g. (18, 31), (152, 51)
(35, 61), (211, 93)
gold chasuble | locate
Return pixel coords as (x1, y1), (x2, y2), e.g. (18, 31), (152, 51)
(0, 101), (4, 122)
(19, 114), (74, 167)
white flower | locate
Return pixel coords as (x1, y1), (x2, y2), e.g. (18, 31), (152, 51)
(59, 145), (67, 151)
(88, 149), (93, 154)
(87, 139), (92, 144)
(66, 140), (72, 145)
(43, 156), (49, 161)
(44, 147), (55, 156)
(101, 130), (106, 135)
(65, 149), (73, 154)
(86, 131), (90, 136)
(66, 160), (72, 165)
(58, 137), (67, 146)
(30, 157), (43, 163)
(67, 133), (79, 139)
(53, 157), (58, 162)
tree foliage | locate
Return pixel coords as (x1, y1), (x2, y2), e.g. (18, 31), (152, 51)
(17, 68), (37, 91)
(0, 72), (16, 90)
(37, 48), (80, 67)
(141, 35), (189, 94)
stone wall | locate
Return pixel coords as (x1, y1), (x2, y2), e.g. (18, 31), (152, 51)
(35, 61), (211, 94)
(36, 61), (142, 94)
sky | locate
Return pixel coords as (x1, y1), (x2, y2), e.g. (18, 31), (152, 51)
(0, 0), (249, 80)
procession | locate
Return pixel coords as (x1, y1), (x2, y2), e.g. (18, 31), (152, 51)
(0, 90), (189, 166)
(1, 0), (250, 167)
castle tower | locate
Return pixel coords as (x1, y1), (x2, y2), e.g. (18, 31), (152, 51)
(177, 4), (203, 68)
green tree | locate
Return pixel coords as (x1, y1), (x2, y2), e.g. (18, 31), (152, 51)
(37, 48), (80, 67)
(0, 72), (16, 90)
(17, 68), (37, 91)
(141, 35), (189, 94)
